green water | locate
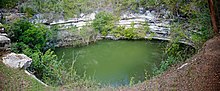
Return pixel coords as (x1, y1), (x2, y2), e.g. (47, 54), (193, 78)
(55, 40), (166, 86)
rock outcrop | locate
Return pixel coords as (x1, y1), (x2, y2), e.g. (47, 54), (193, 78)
(0, 23), (10, 50)
(50, 10), (174, 47)
(2, 53), (32, 69)
(47, 9), (193, 47)
(0, 35), (10, 50)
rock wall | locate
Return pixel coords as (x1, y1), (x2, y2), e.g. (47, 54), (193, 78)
(55, 30), (82, 47)
(51, 9), (193, 47)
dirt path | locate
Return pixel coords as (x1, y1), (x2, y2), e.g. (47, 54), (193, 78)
(121, 36), (220, 91)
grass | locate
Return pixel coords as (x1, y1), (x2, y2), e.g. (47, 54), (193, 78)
(0, 59), (109, 91)
(0, 60), (46, 91)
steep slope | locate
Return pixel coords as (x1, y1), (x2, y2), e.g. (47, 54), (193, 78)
(121, 36), (220, 91)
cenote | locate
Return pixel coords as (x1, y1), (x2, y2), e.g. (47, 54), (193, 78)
(55, 40), (166, 86)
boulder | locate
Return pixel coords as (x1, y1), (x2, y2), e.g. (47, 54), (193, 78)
(2, 53), (32, 69)
(0, 35), (10, 50)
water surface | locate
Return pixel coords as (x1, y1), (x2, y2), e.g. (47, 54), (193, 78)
(55, 40), (166, 86)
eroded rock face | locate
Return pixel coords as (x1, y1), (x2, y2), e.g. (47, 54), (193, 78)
(2, 53), (32, 69)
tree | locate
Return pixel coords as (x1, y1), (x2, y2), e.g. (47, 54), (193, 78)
(20, 0), (90, 21)
(7, 19), (52, 51)
(92, 11), (115, 36)
(208, 0), (218, 33)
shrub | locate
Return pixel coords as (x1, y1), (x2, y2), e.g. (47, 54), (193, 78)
(78, 26), (98, 45)
(110, 26), (125, 38)
(6, 19), (53, 51)
(123, 27), (137, 39)
(7, 20), (98, 87)
(0, 0), (18, 9)
(7, 20), (65, 86)
(11, 42), (29, 53)
(153, 42), (195, 75)
(110, 22), (149, 39)
(6, 20), (33, 42)
(153, 56), (176, 75)
(21, 25), (50, 50)
(92, 12), (116, 36)
(24, 49), (64, 86)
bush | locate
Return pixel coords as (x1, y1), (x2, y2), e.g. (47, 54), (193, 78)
(7, 20), (99, 87)
(7, 20), (64, 86)
(155, 0), (212, 75)
(153, 43), (195, 76)
(6, 20), (33, 42)
(153, 56), (176, 75)
(110, 22), (149, 39)
(11, 42), (29, 53)
(7, 19), (53, 51)
(110, 26), (125, 38)
(78, 26), (98, 45)
(24, 49), (64, 86)
(92, 12), (116, 36)
(0, 0), (18, 9)
(123, 27), (137, 39)
(21, 24), (52, 50)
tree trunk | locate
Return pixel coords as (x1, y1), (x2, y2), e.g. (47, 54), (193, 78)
(208, 0), (219, 34)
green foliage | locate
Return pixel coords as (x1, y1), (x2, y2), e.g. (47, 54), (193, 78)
(153, 56), (176, 75)
(11, 42), (29, 53)
(129, 77), (135, 86)
(6, 20), (33, 42)
(6, 19), (53, 51)
(66, 25), (98, 46)
(7, 20), (65, 86)
(25, 49), (63, 86)
(123, 27), (137, 39)
(110, 22), (149, 39)
(20, 0), (104, 19)
(153, 42), (195, 76)
(20, 7), (36, 17)
(21, 0), (62, 17)
(191, 27), (212, 45)
(14, 0), (182, 20)
(161, 0), (212, 42)
(18, 42), (98, 87)
(110, 26), (138, 39)
(78, 25), (98, 45)
(92, 12), (115, 36)
(110, 26), (125, 38)
(59, 51), (100, 88)
(0, 60), (45, 91)
(7, 19), (99, 87)
(189, 11), (213, 46)
(143, 21), (150, 32)
(166, 43), (195, 62)
(21, 24), (51, 50)
(0, 0), (18, 9)
(159, 1), (212, 76)
(140, 0), (162, 9)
